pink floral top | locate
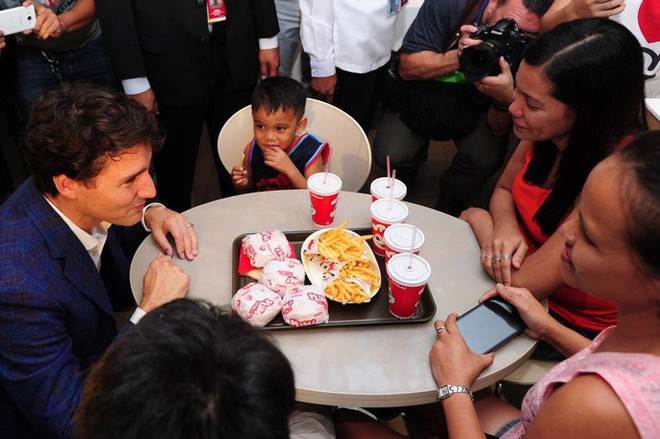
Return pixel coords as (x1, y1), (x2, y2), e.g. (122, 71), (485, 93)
(502, 327), (660, 438)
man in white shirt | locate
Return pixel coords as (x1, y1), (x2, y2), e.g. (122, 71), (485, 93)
(300, 0), (402, 132)
(0, 83), (195, 438)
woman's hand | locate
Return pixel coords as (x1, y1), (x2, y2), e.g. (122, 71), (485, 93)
(430, 313), (495, 387)
(481, 223), (528, 285)
(480, 283), (554, 340)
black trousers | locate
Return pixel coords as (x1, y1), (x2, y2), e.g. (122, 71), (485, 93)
(152, 31), (254, 212)
(332, 63), (389, 133)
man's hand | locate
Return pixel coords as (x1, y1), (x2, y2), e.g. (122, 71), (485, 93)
(129, 88), (159, 115)
(24, 1), (64, 39)
(475, 57), (514, 107)
(310, 75), (337, 103)
(0, 32), (5, 51)
(457, 24), (481, 58)
(144, 206), (199, 260)
(140, 253), (190, 312)
(259, 48), (280, 79)
(567, 0), (626, 19)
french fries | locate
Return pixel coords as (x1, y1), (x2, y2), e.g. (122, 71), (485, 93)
(316, 221), (380, 304)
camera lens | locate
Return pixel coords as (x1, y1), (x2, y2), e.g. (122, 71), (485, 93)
(460, 42), (500, 82)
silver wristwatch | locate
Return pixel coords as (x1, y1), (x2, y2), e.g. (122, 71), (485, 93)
(437, 384), (474, 401)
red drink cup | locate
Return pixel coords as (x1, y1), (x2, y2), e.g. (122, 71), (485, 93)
(370, 177), (407, 202)
(387, 253), (431, 319)
(308, 172), (342, 226)
(370, 198), (409, 256)
(384, 223), (425, 265)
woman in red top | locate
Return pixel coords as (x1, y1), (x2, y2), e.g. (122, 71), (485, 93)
(461, 18), (647, 341)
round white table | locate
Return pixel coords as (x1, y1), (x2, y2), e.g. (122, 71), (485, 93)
(130, 190), (536, 407)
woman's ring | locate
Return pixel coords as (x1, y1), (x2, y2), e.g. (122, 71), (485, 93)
(484, 255), (493, 260)
(501, 253), (511, 260)
(493, 256), (501, 263)
(436, 326), (446, 335)
(186, 223), (195, 229)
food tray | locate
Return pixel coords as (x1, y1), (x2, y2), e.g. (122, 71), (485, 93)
(232, 228), (436, 330)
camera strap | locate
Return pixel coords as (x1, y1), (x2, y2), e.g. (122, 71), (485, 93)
(445, 0), (489, 51)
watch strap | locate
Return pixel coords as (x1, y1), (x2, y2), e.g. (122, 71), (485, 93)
(437, 384), (474, 401)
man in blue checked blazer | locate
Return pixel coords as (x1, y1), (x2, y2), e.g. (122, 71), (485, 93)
(0, 84), (196, 438)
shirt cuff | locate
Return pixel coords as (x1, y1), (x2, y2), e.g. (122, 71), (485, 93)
(259, 36), (279, 50)
(141, 202), (166, 232)
(121, 77), (151, 96)
(310, 59), (336, 78)
(129, 307), (147, 324)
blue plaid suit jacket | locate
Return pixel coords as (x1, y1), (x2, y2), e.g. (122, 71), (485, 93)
(0, 178), (134, 438)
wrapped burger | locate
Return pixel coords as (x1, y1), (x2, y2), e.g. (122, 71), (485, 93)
(241, 230), (293, 268)
(231, 282), (282, 327)
(281, 285), (329, 328)
(259, 258), (305, 296)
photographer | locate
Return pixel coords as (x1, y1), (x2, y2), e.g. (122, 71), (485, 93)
(373, 0), (552, 216)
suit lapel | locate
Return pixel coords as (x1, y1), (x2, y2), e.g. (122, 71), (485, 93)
(22, 180), (115, 316)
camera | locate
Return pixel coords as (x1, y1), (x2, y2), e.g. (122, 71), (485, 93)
(459, 18), (535, 82)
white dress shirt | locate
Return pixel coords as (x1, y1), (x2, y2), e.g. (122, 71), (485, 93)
(300, 0), (400, 77)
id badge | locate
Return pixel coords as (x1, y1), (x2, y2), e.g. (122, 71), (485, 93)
(387, 0), (409, 17)
(207, 0), (226, 23)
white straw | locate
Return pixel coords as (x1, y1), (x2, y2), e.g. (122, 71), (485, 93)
(407, 225), (417, 269)
(388, 170), (396, 210)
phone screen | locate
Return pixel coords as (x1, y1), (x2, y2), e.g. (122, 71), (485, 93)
(456, 299), (526, 354)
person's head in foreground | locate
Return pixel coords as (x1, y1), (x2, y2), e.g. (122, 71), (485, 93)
(23, 82), (164, 231)
(511, 17), (647, 234)
(251, 76), (308, 153)
(75, 299), (296, 439)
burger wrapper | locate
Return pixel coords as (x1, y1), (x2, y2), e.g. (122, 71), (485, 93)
(259, 258), (305, 296)
(281, 285), (329, 327)
(241, 230), (293, 269)
(231, 282), (282, 327)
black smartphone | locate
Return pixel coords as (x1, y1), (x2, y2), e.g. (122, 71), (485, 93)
(456, 298), (526, 354)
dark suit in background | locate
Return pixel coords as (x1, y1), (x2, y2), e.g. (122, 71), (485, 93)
(97, 0), (280, 211)
(0, 178), (136, 438)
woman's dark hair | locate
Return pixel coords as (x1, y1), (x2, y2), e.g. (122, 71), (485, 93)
(251, 76), (307, 120)
(522, 18), (646, 235)
(618, 131), (660, 279)
(75, 299), (295, 439)
(23, 82), (164, 196)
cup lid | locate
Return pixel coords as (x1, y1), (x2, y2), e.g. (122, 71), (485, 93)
(384, 223), (425, 251)
(370, 198), (409, 223)
(307, 172), (342, 194)
(370, 177), (407, 200)
(387, 253), (431, 285)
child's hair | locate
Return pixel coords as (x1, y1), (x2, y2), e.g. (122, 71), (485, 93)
(251, 77), (307, 120)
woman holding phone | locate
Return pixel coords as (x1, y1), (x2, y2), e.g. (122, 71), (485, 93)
(335, 129), (660, 439)
(460, 18), (647, 343)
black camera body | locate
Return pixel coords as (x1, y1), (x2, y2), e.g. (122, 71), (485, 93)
(459, 18), (534, 82)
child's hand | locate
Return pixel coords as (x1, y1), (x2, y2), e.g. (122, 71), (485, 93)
(263, 147), (296, 175)
(231, 165), (248, 189)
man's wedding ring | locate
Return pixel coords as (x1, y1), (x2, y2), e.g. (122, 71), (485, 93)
(186, 223), (195, 229)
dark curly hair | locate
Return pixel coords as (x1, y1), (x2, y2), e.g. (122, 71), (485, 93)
(23, 83), (164, 196)
(75, 299), (295, 439)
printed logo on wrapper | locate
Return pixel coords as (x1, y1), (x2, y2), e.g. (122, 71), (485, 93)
(384, 223), (425, 265)
(370, 177), (407, 202)
(308, 172), (342, 226)
(370, 198), (409, 256)
(386, 253), (431, 319)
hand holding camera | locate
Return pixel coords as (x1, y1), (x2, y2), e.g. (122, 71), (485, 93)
(459, 18), (535, 82)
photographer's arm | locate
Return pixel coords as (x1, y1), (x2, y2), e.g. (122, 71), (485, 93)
(398, 49), (460, 81)
(478, 58), (515, 137)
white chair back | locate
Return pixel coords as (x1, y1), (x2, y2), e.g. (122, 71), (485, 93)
(217, 98), (372, 191)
